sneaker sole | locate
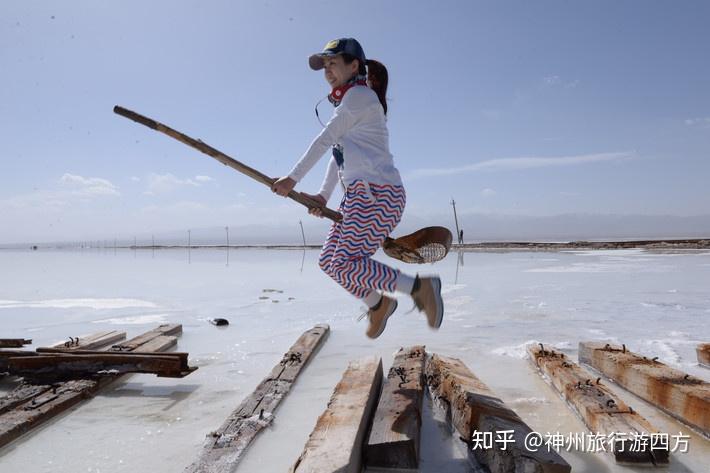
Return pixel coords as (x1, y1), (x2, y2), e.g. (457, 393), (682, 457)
(429, 277), (443, 329)
(368, 299), (398, 339)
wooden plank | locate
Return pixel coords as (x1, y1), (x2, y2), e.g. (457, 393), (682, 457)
(0, 350), (39, 373)
(579, 341), (710, 437)
(186, 324), (329, 473)
(428, 353), (571, 473)
(697, 343), (710, 368)
(49, 330), (126, 350)
(530, 344), (669, 465)
(0, 324), (182, 448)
(0, 339), (32, 348)
(291, 355), (383, 473)
(365, 346), (426, 470)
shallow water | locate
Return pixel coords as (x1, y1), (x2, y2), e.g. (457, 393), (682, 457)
(0, 247), (708, 472)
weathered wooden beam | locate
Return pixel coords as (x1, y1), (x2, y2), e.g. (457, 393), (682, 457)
(428, 353), (571, 473)
(0, 350), (39, 373)
(0, 339), (32, 348)
(529, 344), (669, 465)
(291, 355), (383, 473)
(0, 324), (181, 448)
(579, 342), (710, 438)
(365, 345), (426, 471)
(7, 352), (196, 381)
(185, 324), (329, 473)
(697, 343), (710, 369)
(49, 330), (126, 350)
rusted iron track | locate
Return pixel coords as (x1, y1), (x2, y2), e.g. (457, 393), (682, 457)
(291, 356), (383, 473)
(365, 346), (426, 471)
(429, 353), (571, 473)
(529, 344), (669, 465)
(579, 342), (710, 437)
(0, 324), (181, 448)
(186, 324), (329, 473)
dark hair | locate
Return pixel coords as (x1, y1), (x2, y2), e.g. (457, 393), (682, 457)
(342, 54), (388, 115)
(366, 59), (388, 115)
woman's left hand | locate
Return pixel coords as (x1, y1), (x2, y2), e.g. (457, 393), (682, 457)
(271, 176), (296, 196)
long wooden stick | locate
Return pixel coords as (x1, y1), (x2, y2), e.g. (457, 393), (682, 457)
(114, 106), (343, 222)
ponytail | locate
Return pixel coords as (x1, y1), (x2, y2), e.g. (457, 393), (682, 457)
(342, 54), (389, 115)
(366, 59), (388, 115)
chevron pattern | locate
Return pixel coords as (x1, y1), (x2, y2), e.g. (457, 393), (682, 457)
(319, 180), (406, 299)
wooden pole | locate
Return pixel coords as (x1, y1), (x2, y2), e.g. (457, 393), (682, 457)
(451, 198), (462, 244)
(299, 220), (306, 247)
(113, 106), (450, 265)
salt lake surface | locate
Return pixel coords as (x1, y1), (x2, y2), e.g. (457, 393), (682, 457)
(0, 247), (708, 472)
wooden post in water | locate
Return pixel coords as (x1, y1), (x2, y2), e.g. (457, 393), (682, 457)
(365, 346), (426, 470)
(697, 343), (710, 369)
(529, 344), (669, 465)
(428, 353), (571, 473)
(291, 356), (383, 473)
(579, 342), (710, 437)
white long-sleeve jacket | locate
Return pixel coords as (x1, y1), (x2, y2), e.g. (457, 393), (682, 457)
(287, 85), (403, 202)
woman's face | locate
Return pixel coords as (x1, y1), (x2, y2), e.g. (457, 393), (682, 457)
(323, 55), (359, 89)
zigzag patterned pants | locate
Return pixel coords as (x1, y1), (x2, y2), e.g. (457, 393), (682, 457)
(319, 180), (406, 300)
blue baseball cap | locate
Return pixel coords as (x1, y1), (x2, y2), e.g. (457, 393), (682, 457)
(308, 38), (366, 70)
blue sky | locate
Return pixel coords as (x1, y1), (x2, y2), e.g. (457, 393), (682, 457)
(1, 1), (709, 244)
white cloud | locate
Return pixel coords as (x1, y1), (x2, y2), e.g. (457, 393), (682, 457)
(481, 188), (496, 197)
(144, 173), (199, 195)
(543, 75), (560, 85)
(144, 173), (216, 195)
(407, 152), (633, 180)
(59, 173), (120, 196)
(543, 75), (579, 89)
(130, 176), (141, 182)
(685, 117), (710, 128)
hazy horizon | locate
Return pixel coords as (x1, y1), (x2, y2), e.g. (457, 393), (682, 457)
(3, 211), (709, 247)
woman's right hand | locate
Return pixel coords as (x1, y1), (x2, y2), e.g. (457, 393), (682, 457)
(301, 192), (327, 218)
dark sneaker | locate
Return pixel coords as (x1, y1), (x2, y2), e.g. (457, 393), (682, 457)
(412, 276), (444, 329)
(366, 296), (398, 339)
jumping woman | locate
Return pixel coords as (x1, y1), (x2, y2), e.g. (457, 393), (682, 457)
(271, 38), (444, 338)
